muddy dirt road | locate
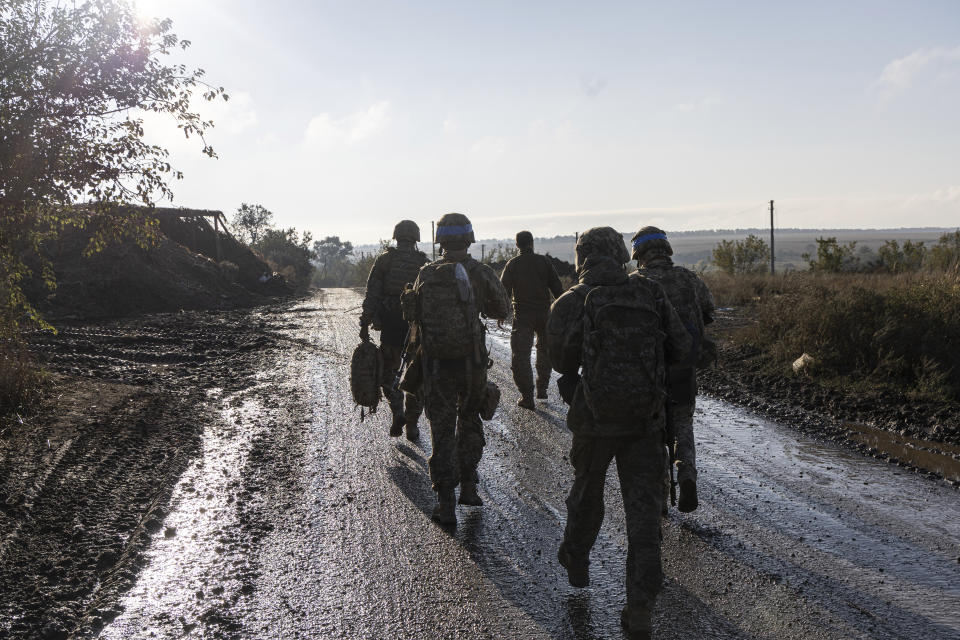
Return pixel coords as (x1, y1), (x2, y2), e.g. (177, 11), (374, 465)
(4, 289), (959, 639)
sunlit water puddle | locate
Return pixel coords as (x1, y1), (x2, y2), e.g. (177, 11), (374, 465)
(100, 387), (270, 637)
(843, 421), (960, 482)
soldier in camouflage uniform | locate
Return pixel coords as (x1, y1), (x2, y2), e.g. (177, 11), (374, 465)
(500, 230), (564, 409)
(408, 213), (511, 525)
(630, 226), (715, 513)
(360, 220), (430, 440)
(548, 227), (691, 640)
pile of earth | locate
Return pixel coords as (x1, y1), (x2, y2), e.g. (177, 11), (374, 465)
(25, 210), (290, 320)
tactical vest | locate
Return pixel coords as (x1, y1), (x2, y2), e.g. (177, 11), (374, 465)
(382, 247), (429, 299)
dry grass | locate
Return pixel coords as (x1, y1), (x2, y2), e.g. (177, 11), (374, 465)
(703, 271), (960, 402)
(0, 342), (47, 412)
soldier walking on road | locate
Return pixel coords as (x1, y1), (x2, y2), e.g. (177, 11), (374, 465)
(548, 227), (691, 640)
(500, 230), (564, 409)
(631, 226), (715, 513)
(360, 220), (429, 440)
(403, 213), (511, 526)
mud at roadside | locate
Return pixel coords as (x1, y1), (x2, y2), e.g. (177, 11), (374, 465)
(700, 308), (960, 486)
(0, 302), (307, 639)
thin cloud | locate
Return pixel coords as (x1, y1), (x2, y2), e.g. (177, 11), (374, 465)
(304, 101), (391, 146)
(875, 45), (960, 96)
(580, 73), (607, 98)
(674, 96), (720, 113)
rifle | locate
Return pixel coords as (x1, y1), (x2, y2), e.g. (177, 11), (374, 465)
(392, 324), (417, 392)
(665, 400), (677, 507)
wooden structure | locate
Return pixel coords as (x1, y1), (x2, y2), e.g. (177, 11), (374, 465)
(150, 208), (233, 263)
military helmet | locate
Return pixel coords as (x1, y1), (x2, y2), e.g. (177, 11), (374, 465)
(392, 220), (420, 242)
(575, 226), (630, 269)
(630, 225), (672, 262)
(435, 212), (475, 245)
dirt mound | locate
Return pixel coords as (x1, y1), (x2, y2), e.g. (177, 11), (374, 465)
(26, 210), (290, 320)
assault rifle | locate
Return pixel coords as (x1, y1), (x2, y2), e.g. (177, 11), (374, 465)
(665, 400), (678, 507)
(392, 324), (419, 392)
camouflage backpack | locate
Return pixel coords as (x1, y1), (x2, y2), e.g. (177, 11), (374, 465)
(635, 266), (703, 366)
(575, 278), (667, 424)
(414, 260), (483, 360)
(350, 338), (382, 419)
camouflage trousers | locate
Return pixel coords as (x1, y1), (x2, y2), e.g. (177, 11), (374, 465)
(667, 367), (698, 484)
(510, 323), (551, 398)
(671, 401), (696, 484)
(423, 361), (487, 492)
(380, 345), (423, 425)
(562, 432), (667, 611)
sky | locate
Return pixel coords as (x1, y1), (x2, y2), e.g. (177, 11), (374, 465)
(134, 0), (960, 243)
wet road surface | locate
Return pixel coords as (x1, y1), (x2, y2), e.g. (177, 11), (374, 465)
(100, 290), (960, 639)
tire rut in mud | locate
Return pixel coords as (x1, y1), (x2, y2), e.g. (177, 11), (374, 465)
(0, 304), (300, 639)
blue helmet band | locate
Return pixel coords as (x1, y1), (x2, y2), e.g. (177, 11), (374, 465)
(436, 224), (473, 237)
(632, 232), (667, 248)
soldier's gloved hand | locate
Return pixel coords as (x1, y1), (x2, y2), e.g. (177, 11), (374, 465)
(556, 373), (579, 405)
(359, 320), (370, 342)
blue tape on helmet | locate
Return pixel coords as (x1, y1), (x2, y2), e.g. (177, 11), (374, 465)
(632, 232), (667, 248)
(436, 224), (473, 237)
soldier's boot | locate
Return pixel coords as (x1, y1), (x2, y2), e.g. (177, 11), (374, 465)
(620, 605), (653, 640)
(405, 420), (419, 441)
(458, 481), (483, 506)
(431, 488), (457, 526)
(557, 542), (589, 588)
(389, 414), (404, 437)
(517, 395), (535, 410)
(535, 380), (548, 400)
(678, 478), (698, 513)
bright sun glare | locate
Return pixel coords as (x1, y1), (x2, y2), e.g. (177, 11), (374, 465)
(134, 0), (164, 23)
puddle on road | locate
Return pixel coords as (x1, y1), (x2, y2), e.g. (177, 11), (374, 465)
(695, 397), (960, 632)
(843, 421), (960, 482)
(100, 389), (268, 638)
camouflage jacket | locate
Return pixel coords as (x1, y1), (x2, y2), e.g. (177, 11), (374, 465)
(547, 255), (692, 437)
(633, 256), (715, 367)
(500, 249), (564, 320)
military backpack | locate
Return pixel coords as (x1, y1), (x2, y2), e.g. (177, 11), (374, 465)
(411, 259), (483, 360)
(574, 278), (667, 424)
(350, 338), (382, 420)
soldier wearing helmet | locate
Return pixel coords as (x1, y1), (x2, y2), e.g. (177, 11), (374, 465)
(630, 226), (715, 514)
(360, 220), (429, 440)
(404, 213), (511, 525)
(500, 230), (564, 409)
(547, 226), (691, 640)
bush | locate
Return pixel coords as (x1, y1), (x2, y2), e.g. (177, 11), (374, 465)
(928, 230), (960, 272)
(712, 235), (770, 275)
(0, 342), (46, 413)
(802, 236), (860, 272)
(739, 272), (960, 401)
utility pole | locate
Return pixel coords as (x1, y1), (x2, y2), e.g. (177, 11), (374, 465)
(769, 200), (775, 275)
(431, 221), (436, 260)
(481, 244), (485, 262)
